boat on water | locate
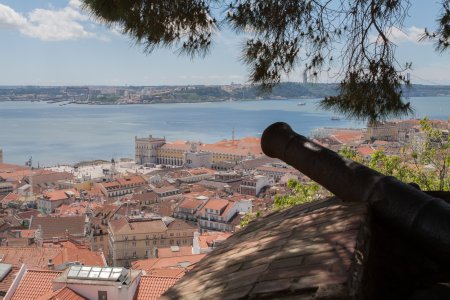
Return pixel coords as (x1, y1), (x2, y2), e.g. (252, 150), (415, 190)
(297, 102), (306, 106)
(331, 116), (341, 121)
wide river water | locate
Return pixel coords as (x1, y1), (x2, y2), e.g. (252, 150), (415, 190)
(1, 97), (449, 166)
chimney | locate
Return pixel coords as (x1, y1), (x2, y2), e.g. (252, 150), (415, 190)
(47, 258), (54, 270)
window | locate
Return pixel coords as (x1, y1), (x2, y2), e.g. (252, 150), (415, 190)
(146, 241), (150, 246)
(170, 233), (174, 237)
(98, 291), (107, 300)
(153, 240), (157, 245)
(132, 241), (136, 247)
(132, 251), (136, 257)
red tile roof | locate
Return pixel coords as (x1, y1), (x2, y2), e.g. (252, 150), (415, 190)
(116, 175), (146, 186)
(0, 163), (29, 173)
(166, 219), (197, 231)
(331, 129), (364, 144)
(11, 270), (61, 300)
(43, 189), (78, 201)
(53, 201), (101, 217)
(203, 199), (229, 211)
(357, 145), (375, 156)
(52, 247), (105, 267)
(18, 229), (36, 238)
(157, 246), (193, 258)
(16, 209), (41, 220)
(0, 247), (62, 269)
(146, 268), (186, 278)
(163, 199), (368, 299)
(198, 232), (232, 249)
(1, 192), (19, 203)
(136, 275), (181, 300)
(29, 216), (85, 240)
(178, 198), (204, 210)
(132, 254), (206, 272)
(38, 287), (87, 300)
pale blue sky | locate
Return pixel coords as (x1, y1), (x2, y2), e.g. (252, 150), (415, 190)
(0, 0), (449, 86)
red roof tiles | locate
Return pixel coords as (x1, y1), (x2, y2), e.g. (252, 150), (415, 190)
(132, 254), (206, 272)
(43, 189), (78, 201)
(136, 275), (181, 300)
(157, 246), (193, 258)
(38, 287), (87, 300)
(0, 247), (62, 269)
(163, 199), (368, 299)
(11, 270), (61, 300)
(203, 199), (229, 211)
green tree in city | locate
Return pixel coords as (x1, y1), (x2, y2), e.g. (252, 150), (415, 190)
(82, 0), (450, 122)
(339, 118), (450, 191)
(273, 179), (325, 209)
(409, 118), (450, 190)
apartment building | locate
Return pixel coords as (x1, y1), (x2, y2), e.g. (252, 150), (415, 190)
(196, 198), (252, 233)
(37, 189), (79, 214)
(96, 175), (146, 199)
(107, 216), (196, 267)
(239, 175), (272, 197)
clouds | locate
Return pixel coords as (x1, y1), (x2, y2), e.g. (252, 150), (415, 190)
(0, 4), (27, 28)
(387, 26), (425, 44)
(0, 1), (98, 41)
(370, 26), (427, 45)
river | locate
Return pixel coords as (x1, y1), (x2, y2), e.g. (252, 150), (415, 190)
(0, 97), (449, 166)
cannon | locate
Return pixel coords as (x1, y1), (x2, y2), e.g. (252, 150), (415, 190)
(261, 122), (450, 267)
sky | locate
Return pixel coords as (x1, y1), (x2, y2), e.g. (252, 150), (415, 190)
(0, 0), (449, 86)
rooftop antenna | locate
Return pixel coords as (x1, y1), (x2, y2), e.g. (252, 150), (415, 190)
(25, 156), (33, 201)
(111, 158), (116, 180)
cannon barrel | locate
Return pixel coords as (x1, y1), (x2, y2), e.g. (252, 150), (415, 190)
(261, 122), (450, 265)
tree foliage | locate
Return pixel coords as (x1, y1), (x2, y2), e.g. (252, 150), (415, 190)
(273, 179), (325, 209)
(339, 118), (450, 191)
(422, 0), (450, 52)
(82, 0), (449, 122)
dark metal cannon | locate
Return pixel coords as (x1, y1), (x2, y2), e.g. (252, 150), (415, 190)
(261, 122), (450, 267)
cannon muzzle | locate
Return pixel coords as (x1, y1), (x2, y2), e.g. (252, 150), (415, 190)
(262, 122), (450, 265)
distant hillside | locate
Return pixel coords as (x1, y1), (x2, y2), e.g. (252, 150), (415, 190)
(406, 84), (450, 97)
(145, 83), (450, 103)
(1, 83), (449, 104)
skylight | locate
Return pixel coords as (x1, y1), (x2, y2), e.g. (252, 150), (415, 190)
(67, 266), (128, 282)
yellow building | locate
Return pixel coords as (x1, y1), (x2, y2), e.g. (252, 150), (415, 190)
(156, 137), (263, 166)
(107, 216), (196, 267)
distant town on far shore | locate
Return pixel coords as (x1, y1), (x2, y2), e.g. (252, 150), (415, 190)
(1, 83), (450, 105)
